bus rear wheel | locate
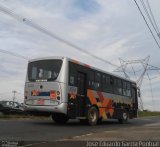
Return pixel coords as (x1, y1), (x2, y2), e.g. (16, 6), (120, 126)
(87, 107), (99, 126)
(118, 111), (129, 124)
(52, 113), (69, 124)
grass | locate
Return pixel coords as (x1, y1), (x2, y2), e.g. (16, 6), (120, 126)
(138, 111), (160, 117)
(1, 111), (160, 120)
(0, 113), (50, 120)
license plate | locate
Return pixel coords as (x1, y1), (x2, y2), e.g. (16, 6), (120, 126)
(50, 100), (58, 105)
(36, 99), (44, 105)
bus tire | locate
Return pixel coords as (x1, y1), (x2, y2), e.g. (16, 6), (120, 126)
(52, 113), (69, 124)
(118, 111), (129, 124)
(87, 106), (99, 126)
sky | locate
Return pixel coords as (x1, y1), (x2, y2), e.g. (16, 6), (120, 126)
(0, 0), (160, 111)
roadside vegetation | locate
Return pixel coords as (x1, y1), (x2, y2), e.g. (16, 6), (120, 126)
(0, 113), (49, 120)
(138, 111), (160, 117)
(1, 111), (160, 120)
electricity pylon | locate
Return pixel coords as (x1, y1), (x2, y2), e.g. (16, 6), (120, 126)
(114, 56), (160, 111)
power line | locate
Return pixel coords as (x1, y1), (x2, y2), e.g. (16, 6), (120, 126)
(0, 4), (118, 67)
(146, 0), (160, 37)
(133, 0), (160, 49)
(0, 48), (28, 60)
(140, 0), (160, 41)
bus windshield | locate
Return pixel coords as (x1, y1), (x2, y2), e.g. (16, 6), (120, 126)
(28, 59), (62, 82)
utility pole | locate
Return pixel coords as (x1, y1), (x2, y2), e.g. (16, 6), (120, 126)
(12, 90), (17, 102)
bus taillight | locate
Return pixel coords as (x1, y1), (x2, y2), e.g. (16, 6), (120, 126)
(50, 90), (56, 100)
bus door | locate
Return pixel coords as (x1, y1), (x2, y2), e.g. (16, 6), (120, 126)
(76, 72), (87, 117)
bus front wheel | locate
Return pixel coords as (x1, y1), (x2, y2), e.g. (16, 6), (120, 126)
(87, 106), (99, 126)
(52, 113), (69, 124)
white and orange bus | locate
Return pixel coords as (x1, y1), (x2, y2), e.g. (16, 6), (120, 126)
(24, 56), (138, 125)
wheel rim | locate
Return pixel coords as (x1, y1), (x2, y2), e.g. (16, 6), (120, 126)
(123, 112), (128, 120)
(89, 109), (97, 122)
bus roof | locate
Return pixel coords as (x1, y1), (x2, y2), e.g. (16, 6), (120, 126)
(29, 56), (136, 84)
(28, 56), (65, 62)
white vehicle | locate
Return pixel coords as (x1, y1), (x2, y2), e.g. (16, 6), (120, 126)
(24, 56), (138, 125)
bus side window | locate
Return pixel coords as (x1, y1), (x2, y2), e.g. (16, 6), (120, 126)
(102, 74), (111, 93)
(94, 72), (101, 91)
(88, 70), (94, 89)
(113, 78), (117, 94)
(123, 81), (127, 96)
(114, 78), (122, 95)
(70, 76), (75, 85)
(123, 81), (131, 97)
(126, 82), (131, 97)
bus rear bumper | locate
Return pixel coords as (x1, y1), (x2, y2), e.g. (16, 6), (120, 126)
(24, 102), (68, 115)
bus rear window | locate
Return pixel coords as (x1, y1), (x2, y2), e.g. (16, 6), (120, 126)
(28, 59), (62, 82)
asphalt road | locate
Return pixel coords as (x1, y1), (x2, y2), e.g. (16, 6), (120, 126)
(0, 116), (160, 146)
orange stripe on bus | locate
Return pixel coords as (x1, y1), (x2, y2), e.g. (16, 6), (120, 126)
(106, 99), (114, 116)
(87, 89), (114, 119)
(99, 108), (105, 117)
(97, 91), (110, 107)
(97, 91), (104, 103)
(87, 90), (97, 104)
(84, 64), (91, 68)
(71, 59), (79, 64)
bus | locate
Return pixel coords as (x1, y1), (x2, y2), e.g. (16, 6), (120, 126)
(24, 56), (138, 125)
